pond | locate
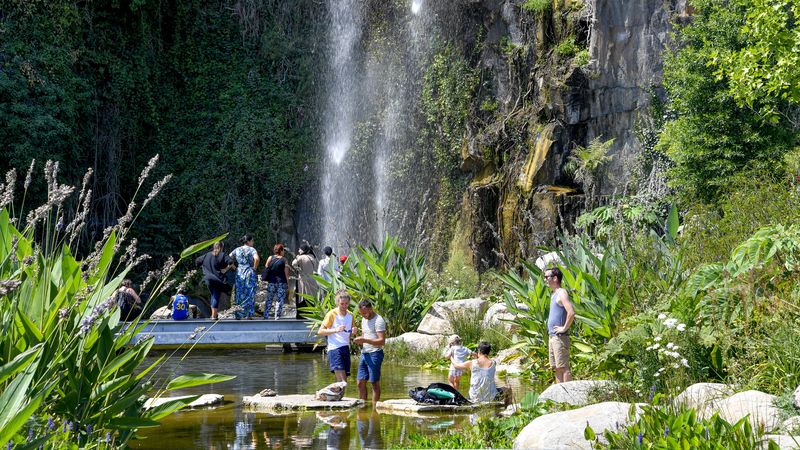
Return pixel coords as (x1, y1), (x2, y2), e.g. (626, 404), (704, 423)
(131, 348), (531, 449)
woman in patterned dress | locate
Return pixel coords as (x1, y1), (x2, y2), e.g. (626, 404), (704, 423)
(230, 234), (260, 319)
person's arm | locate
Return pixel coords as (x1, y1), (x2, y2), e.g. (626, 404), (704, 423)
(317, 259), (325, 275)
(317, 311), (345, 336)
(553, 289), (576, 334)
(128, 288), (141, 304)
(452, 359), (474, 371)
(283, 258), (290, 282)
(195, 254), (204, 267)
(354, 317), (386, 346)
(252, 251), (260, 270)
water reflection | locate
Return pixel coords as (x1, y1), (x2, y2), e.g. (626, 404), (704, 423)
(131, 349), (530, 449)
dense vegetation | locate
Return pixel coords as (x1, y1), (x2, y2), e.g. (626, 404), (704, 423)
(0, 0), (319, 263)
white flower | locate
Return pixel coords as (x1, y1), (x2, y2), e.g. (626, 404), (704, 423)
(658, 313), (667, 320)
(658, 367), (665, 372)
(666, 342), (674, 349)
(654, 336), (662, 342)
(676, 323), (687, 332)
(652, 343), (661, 350)
(681, 358), (689, 368)
(664, 318), (678, 328)
(672, 363), (679, 369)
(654, 372), (660, 377)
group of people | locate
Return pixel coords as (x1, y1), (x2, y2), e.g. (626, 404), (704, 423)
(317, 290), (386, 403)
(195, 235), (347, 320)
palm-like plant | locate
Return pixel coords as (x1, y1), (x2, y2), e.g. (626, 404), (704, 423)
(565, 137), (614, 202)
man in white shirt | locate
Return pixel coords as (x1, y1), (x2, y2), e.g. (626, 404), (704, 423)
(354, 300), (386, 403)
(317, 246), (339, 282)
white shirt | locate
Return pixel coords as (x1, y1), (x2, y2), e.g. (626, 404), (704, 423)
(317, 256), (339, 282)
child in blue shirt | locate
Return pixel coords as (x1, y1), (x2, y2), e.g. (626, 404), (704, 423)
(171, 288), (190, 321)
(444, 334), (474, 391)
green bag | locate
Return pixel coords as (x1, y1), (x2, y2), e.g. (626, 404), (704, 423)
(426, 388), (455, 400)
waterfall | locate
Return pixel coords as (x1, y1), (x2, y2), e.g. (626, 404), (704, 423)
(316, 0), (436, 252)
(320, 0), (364, 251)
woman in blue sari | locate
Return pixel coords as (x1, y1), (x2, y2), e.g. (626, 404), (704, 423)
(230, 234), (260, 319)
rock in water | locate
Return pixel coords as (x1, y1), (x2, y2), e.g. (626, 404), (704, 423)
(315, 381), (347, 402)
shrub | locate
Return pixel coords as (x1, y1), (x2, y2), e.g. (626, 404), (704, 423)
(555, 37), (581, 58)
(522, 0), (552, 13)
(587, 399), (772, 450)
(575, 49), (590, 66)
(0, 159), (232, 448)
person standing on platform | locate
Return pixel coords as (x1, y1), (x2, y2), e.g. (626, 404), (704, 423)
(263, 243), (290, 320)
(230, 234), (259, 320)
(317, 246), (339, 283)
(196, 241), (234, 320)
(292, 242), (319, 302)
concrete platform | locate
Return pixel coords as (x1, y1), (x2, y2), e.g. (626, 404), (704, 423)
(129, 319), (320, 346)
(375, 398), (503, 416)
(243, 394), (364, 412)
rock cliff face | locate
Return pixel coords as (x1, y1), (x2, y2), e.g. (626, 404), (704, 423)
(448, 0), (681, 269)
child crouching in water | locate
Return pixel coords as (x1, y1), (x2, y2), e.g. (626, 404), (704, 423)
(444, 334), (474, 390)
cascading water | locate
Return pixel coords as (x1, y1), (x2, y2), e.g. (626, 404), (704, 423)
(320, 0), (364, 251)
(315, 0), (437, 252)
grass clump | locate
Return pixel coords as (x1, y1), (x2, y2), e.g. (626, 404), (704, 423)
(522, 0), (552, 13)
(555, 37), (580, 58)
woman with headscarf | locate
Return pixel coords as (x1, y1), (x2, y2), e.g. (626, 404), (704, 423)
(230, 234), (260, 319)
(292, 242), (319, 304)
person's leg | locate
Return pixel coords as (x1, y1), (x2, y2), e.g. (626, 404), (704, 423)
(448, 374), (457, 389)
(275, 283), (287, 319)
(210, 285), (220, 319)
(553, 335), (571, 383)
(334, 370), (347, 383)
(366, 350), (383, 402)
(357, 355), (369, 400)
(265, 283), (275, 319)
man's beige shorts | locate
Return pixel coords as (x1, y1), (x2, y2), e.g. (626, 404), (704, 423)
(548, 334), (570, 369)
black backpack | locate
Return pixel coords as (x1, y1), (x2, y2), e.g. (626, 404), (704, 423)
(408, 382), (470, 406)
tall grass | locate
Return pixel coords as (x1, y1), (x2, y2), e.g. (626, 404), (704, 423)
(0, 158), (232, 448)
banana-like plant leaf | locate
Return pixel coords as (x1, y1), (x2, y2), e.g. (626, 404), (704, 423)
(166, 373), (235, 390)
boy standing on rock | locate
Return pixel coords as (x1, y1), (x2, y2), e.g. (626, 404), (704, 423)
(354, 300), (386, 403)
(318, 290), (354, 384)
(545, 267), (575, 383)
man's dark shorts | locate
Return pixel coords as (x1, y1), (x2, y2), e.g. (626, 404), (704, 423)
(328, 345), (351, 375)
(357, 349), (384, 382)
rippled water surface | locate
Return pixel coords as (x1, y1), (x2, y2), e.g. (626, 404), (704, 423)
(130, 348), (529, 449)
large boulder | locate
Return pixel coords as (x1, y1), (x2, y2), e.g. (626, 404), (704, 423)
(386, 332), (446, 353)
(482, 302), (528, 331)
(762, 435), (800, 450)
(417, 298), (487, 335)
(674, 383), (733, 418)
(538, 380), (615, 406)
(513, 401), (638, 450)
(717, 390), (782, 433)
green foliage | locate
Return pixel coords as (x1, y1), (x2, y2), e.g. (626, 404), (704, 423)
(588, 401), (771, 449)
(0, 167), (232, 447)
(659, 0), (798, 203)
(303, 234), (429, 337)
(575, 49), (590, 66)
(555, 37), (581, 58)
(0, 0), (319, 262)
(565, 137), (614, 198)
(712, 0), (800, 120)
(522, 0), (553, 13)
(679, 170), (800, 269)
(394, 392), (552, 449)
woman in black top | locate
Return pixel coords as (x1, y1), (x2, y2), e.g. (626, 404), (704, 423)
(196, 241), (234, 320)
(262, 243), (291, 320)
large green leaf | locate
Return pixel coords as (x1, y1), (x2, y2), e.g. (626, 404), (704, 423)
(0, 354), (41, 439)
(179, 233), (228, 260)
(145, 395), (200, 421)
(166, 373), (235, 390)
(0, 344), (42, 385)
(667, 203), (679, 242)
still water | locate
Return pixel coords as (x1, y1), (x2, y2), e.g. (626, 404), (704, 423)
(130, 348), (530, 449)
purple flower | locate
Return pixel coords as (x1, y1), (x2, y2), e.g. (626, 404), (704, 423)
(86, 424), (93, 434)
(27, 428), (33, 442)
(68, 422), (74, 432)
(47, 417), (55, 430)
(7, 441), (12, 450)
(648, 385), (656, 402)
(664, 426), (669, 437)
(62, 422), (67, 433)
(105, 432), (111, 444)
(637, 432), (643, 444)
(704, 427), (709, 439)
